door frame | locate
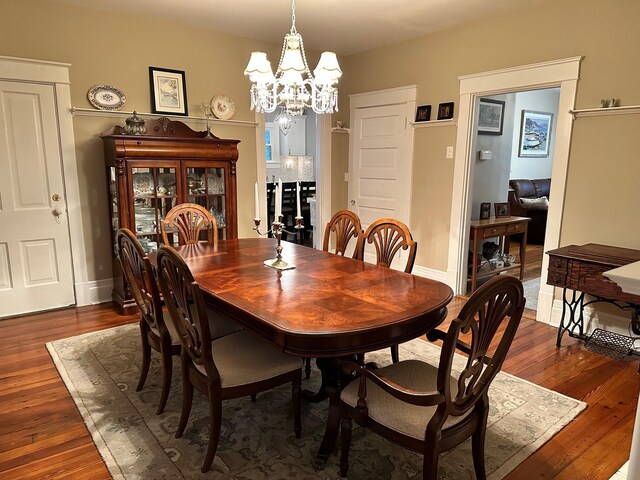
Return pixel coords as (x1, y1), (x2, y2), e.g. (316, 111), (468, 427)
(446, 56), (582, 325)
(0, 55), (88, 306)
(348, 85), (417, 225)
(254, 112), (332, 249)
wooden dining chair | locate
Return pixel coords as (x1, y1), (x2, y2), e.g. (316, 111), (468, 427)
(339, 275), (525, 480)
(116, 228), (180, 415)
(322, 209), (363, 258)
(161, 203), (217, 246)
(156, 245), (302, 473)
(356, 217), (418, 362)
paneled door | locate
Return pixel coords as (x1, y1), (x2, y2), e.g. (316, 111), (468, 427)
(0, 81), (75, 317)
(349, 100), (414, 269)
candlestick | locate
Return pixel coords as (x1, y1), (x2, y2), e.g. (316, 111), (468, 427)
(296, 182), (301, 218)
(252, 213), (305, 270)
(254, 181), (260, 221)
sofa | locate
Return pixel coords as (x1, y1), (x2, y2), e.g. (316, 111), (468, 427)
(507, 178), (550, 244)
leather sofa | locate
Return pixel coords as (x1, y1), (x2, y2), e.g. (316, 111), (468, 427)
(507, 178), (550, 244)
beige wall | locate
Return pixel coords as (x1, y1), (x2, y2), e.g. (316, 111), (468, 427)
(341, 0), (640, 271)
(0, 0), (298, 281)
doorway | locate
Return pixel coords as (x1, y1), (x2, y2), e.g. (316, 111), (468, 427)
(469, 88), (560, 312)
(446, 56), (581, 326)
(0, 55), (88, 317)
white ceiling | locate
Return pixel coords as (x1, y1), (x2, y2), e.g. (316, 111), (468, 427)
(54, 0), (537, 55)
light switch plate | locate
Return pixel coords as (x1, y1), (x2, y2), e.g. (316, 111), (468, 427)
(446, 146), (454, 159)
(344, 173), (349, 182)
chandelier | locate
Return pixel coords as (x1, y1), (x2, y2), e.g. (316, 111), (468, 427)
(244, 0), (342, 116)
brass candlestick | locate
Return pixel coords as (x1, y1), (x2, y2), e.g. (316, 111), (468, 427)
(253, 215), (304, 270)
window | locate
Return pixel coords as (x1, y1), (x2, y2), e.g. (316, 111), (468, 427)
(265, 123), (280, 163)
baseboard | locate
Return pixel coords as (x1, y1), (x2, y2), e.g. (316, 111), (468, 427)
(412, 265), (448, 283)
(75, 279), (113, 306)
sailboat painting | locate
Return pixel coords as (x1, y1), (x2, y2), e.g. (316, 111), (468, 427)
(518, 110), (553, 157)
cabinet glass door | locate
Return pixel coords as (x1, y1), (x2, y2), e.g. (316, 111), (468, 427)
(185, 166), (227, 240)
(131, 166), (178, 252)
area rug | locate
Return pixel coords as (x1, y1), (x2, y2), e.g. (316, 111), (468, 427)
(523, 277), (541, 311)
(47, 324), (585, 479)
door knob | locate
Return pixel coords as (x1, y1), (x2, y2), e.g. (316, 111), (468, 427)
(53, 207), (63, 216)
(52, 193), (61, 202)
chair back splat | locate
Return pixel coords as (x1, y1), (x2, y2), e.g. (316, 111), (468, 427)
(357, 218), (417, 273)
(161, 203), (218, 246)
(322, 209), (363, 257)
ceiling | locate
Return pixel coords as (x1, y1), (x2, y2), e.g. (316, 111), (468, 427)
(54, 0), (537, 56)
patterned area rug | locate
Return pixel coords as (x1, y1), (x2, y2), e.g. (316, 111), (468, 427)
(47, 324), (585, 479)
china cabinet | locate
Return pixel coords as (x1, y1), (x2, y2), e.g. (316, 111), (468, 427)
(101, 117), (239, 314)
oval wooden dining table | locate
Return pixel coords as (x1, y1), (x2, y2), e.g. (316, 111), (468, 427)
(149, 238), (453, 468)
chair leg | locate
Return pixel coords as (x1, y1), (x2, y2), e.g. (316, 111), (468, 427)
(390, 344), (400, 363)
(305, 358), (311, 379)
(176, 359), (193, 438)
(472, 401), (490, 480)
(339, 415), (353, 478)
(202, 394), (222, 473)
(156, 345), (173, 415)
(136, 323), (151, 392)
(292, 377), (302, 439)
(422, 442), (440, 480)
(250, 393), (257, 402)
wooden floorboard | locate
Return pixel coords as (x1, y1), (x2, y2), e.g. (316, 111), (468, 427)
(0, 302), (637, 479)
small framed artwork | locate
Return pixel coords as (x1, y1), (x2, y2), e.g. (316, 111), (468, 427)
(415, 105), (431, 122)
(478, 98), (505, 135)
(518, 110), (553, 157)
(149, 66), (188, 116)
(479, 202), (491, 220)
(437, 102), (454, 120)
(494, 202), (511, 218)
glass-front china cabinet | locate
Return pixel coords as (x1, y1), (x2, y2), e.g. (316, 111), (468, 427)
(101, 117), (239, 314)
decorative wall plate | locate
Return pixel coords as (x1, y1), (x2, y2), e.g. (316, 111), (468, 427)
(210, 94), (235, 120)
(87, 85), (126, 110)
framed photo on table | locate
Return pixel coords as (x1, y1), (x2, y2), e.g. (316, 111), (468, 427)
(518, 110), (553, 157)
(479, 202), (491, 220)
(149, 66), (188, 116)
(494, 202), (511, 218)
(478, 98), (505, 135)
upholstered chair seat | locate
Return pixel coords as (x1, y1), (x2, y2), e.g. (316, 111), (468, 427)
(194, 330), (303, 388)
(341, 359), (471, 439)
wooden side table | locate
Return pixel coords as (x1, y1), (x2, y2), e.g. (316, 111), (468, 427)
(469, 216), (531, 293)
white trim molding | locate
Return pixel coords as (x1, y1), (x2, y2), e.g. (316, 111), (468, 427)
(75, 279), (114, 306)
(446, 56), (583, 327)
(412, 265), (448, 283)
(349, 85), (417, 109)
(0, 55), (89, 310)
(71, 107), (257, 127)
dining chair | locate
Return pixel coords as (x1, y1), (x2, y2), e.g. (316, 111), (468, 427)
(338, 275), (525, 480)
(161, 203), (217, 246)
(322, 209), (363, 258)
(116, 228), (180, 415)
(356, 217), (418, 363)
(156, 245), (302, 473)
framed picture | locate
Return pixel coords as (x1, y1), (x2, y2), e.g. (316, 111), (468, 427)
(437, 102), (454, 120)
(494, 202), (511, 218)
(478, 98), (505, 135)
(149, 67), (188, 116)
(518, 110), (553, 157)
(479, 202), (491, 220)
(415, 105), (431, 122)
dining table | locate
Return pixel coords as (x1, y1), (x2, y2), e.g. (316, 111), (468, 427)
(149, 237), (453, 468)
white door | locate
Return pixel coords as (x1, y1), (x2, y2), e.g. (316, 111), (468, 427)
(0, 81), (75, 317)
(349, 101), (414, 268)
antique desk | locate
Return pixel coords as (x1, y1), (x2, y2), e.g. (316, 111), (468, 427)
(469, 216), (530, 292)
(546, 243), (640, 347)
(149, 238), (453, 467)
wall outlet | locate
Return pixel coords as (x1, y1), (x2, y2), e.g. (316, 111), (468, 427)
(446, 146), (454, 159)
(344, 172), (349, 182)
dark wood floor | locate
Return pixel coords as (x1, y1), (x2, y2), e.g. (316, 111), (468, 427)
(0, 300), (637, 479)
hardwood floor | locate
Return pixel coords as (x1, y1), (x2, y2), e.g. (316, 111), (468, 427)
(0, 301), (637, 479)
